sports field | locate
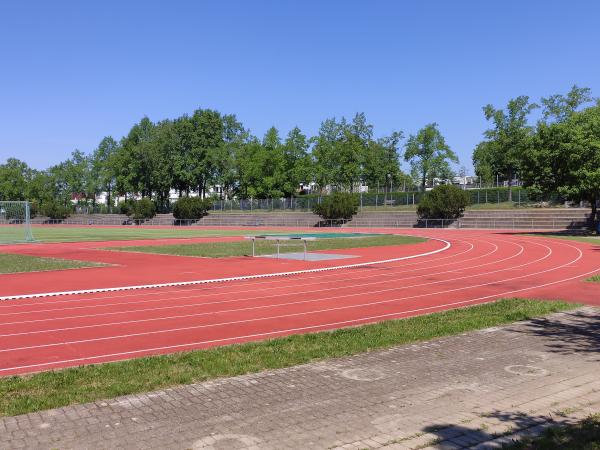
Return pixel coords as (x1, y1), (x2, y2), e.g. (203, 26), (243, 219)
(0, 225), (599, 378)
(2, 224), (268, 243)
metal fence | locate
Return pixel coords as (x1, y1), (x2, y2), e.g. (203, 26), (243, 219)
(72, 187), (567, 215)
(26, 215), (590, 230)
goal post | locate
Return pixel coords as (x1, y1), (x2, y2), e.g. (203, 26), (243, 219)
(0, 201), (35, 244)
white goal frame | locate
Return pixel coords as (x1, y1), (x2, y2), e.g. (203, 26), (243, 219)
(0, 201), (35, 243)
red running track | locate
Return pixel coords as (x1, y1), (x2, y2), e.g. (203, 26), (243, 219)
(0, 229), (598, 376)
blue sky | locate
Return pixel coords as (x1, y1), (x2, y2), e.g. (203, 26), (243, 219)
(1, 0), (599, 172)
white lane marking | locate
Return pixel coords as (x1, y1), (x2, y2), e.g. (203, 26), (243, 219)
(0, 239), (499, 325)
(0, 233), (474, 315)
(2, 259), (597, 374)
(0, 239), (572, 352)
(0, 239), (476, 314)
(0, 238), (451, 301)
(0, 240), (519, 333)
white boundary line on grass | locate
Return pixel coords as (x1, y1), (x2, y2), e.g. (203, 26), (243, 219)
(0, 238), (451, 301)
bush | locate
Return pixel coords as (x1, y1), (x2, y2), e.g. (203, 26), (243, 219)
(118, 198), (156, 222)
(131, 198), (157, 221)
(172, 197), (213, 220)
(40, 200), (71, 220)
(417, 184), (470, 220)
(117, 199), (135, 216)
(312, 192), (359, 222)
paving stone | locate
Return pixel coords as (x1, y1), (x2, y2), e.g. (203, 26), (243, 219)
(0, 308), (599, 449)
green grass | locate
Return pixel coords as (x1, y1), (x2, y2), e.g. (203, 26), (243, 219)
(3, 226), (279, 243)
(0, 253), (103, 274)
(587, 274), (600, 283)
(507, 414), (600, 449)
(109, 234), (426, 258)
(538, 234), (600, 245)
(0, 298), (575, 417)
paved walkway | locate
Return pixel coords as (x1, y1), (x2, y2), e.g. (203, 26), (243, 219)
(2, 307), (599, 450)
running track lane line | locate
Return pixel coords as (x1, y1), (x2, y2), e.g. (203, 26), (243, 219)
(0, 239), (578, 353)
(0, 238), (451, 301)
(2, 252), (597, 374)
(0, 240), (521, 335)
(0, 239), (495, 323)
(0, 238), (475, 311)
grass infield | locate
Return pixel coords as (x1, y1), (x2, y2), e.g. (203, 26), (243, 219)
(7, 226), (279, 243)
(0, 253), (103, 274)
(110, 234), (426, 258)
(0, 298), (575, 417)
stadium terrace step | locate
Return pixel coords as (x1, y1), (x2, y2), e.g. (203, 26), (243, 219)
(28, 208), (592, 230)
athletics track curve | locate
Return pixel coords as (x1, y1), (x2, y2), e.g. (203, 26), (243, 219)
(0, 229), (598, 376)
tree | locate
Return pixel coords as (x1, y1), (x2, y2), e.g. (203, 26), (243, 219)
(91, 137), (119, 210)
(0, 158), (31, 201)
(522, 104), (600, 228)
(363, 131), (404, 192)
(282, 127), (312, 196)
(236, 129), (286, 199)
(541, 85), (594, 123)
(475, 96), (538, 201)
(312, 113), (374, 192)
(405, 123), (458, 191)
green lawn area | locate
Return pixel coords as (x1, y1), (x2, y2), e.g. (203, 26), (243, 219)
(0, 298), (575, 417)
(534, 234), (600, 245)
(0, 253), (103, 274)
(5, 225), (276, 243)
(587, 274), (600, 283)
(110, 234), (426, 258)
(508, 414), (600, 449)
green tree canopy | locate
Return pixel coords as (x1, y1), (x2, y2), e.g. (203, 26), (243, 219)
(404, 123), (457, 191)
(473, 96), (538, 200)
(522, 104), (600, 227)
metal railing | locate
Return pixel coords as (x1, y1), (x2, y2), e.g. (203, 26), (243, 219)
(20, 216), (591, 230)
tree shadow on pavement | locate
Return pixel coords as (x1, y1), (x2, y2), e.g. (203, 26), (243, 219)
(422, 410), (600, 449)
(508, 309), (600, 357)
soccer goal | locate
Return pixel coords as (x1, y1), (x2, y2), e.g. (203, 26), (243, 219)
(0, 201), (35, 244)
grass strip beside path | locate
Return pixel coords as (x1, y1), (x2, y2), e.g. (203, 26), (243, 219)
(508, 414), (600, 449)
(110, 234), (426, 258)
(0, 254), (103, 274)
(0, 298), (575, 417)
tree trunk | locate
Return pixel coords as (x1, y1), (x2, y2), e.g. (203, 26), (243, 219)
(421, 172), (427, 192)
(591, 194), (598, 231)
(107, 187), (112, 213)
(507, 168), (513, 202)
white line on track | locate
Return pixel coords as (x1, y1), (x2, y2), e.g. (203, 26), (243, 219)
(0, 239), (474, 311)
(0, 238), (452, 301)
(0, 235), (478, 310)
(2, 252), (597, 374)
(0, 239), (496, 322)
(0, 239), (516, 330)
(0, 238), (578, 352)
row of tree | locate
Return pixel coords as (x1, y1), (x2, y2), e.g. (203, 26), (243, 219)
(0, 112), (460, 210)
(473, 85), (599, 221)
(1, 85), (598, 223)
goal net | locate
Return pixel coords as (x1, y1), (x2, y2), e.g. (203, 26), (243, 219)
(0, 201), (35, 244)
